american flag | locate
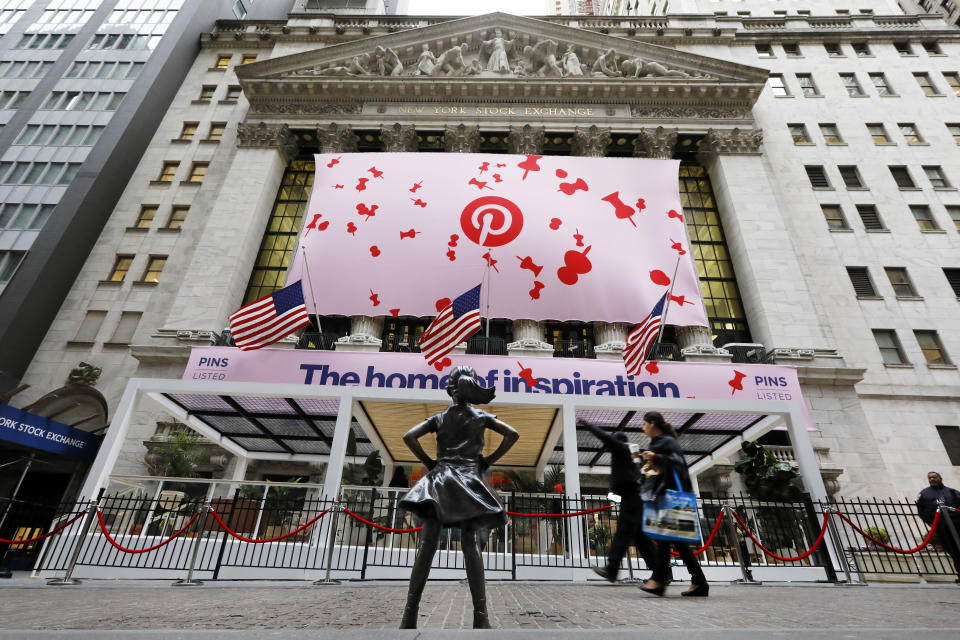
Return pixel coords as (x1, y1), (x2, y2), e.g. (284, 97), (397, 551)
(622, 292), (668, 376)
(419, 284), (483, 366)
(229, 281), (310, 351)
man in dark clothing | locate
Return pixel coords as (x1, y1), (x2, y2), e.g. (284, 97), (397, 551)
(580, 421), (665, 583)
(916, 471), (960, 582)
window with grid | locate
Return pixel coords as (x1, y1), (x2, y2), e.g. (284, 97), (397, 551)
(949, 206), (960, 232)
(915, 330), (951, 365)
(820, 123), (843, 144)
(824, 42), (843, 57)
(885, 267), (917, 297)
(225, 85), (241, 101)
(158, 161), (178, 182)
(839, 166), (863, 188)
(914, 73), (941, 96)
(847, 267), (878, 297)
(945, 268), (960, 296)
(910, 205), (939, 230)
(923, 165), (951, 189)
(839, 73), (864, 96)
(857, 205), (885, 230)
(948, 124), (960, 144)
(870, 73), (894, 96)
(805, 165), (830, 188)
(944, 73), (960, 97)
(796, 73), (819, 96)
(894, 41), (913, 55)
(109, 255), (133, 281)
(769, 74), (789, 96)
(890, 166), (916, 188)
(867, 123), (890, 144)
(822, 204), (848, 229)
(243, 159), (314, 303)
(899, 123), (923, 144)
(788, 123), (809, 144)
(178, 122), (197, 141)
(935, 426), (960, 466)
(783, 43), (800, 57)
(141, 256), (166, 283)
(135, 205), (156, 229)
(198, 85), (215, 101)
(167, 205), (188, 229)
(755, 43), (774, 58)
(186, 162), (207, 183)
(214, 54), (231, 69)
(873, 329), (907, 365)
(852, 42), (870, 57)
(207, 122), (225, 141)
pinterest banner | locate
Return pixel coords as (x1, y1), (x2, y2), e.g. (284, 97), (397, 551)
(287, 152), (708, 326)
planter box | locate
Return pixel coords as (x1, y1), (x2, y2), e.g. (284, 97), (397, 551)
(850, 550), (920, 583)
(915, 552), (958, 583)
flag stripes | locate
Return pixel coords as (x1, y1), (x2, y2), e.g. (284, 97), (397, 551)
(229, 281), (310, 351)
(419, 284), (482, 366)
(622, 292), (667, 376)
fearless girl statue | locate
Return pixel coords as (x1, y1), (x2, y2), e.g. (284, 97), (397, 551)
(398, 366), (519, 629)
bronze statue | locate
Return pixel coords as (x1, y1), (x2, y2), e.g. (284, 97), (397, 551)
(398, 366), (519, 629)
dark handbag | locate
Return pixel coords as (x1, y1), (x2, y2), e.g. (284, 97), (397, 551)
(641, 469), (701, 543)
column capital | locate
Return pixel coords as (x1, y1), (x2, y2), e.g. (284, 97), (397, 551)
(236, 121), (298, 162)
(444, 124), (481, 153)
(380, 123), (418, 152)
(697, 127), (763, 164)
(571, 125), (611, 157)
(316, 122), (359, 153)
(632, 126), (678, 159)
(507, 124), (545, 154)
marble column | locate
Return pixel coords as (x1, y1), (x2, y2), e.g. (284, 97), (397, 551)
(570, 125), (611, 158)
(379, 123), (417, 152)
(315, 122), (358, 153)
(443, 123), (481, 153)
(507, 124), (545, 154)
(161, 122), (297, 336)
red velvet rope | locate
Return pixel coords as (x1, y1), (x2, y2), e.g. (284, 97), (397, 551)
(97, 509), (199, 554)
(731, 510), (829, 562)
(209, 508), (328, 543)
(506, 505), (613, 518)
(670, 510), (726, 556)
(0, 510), (87, 545)
(834, 509), (941, 555)
(342, 507), (423, 532)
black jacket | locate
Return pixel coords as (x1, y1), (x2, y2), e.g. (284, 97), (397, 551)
(916, 484), (960, 525)
(639, 434), (691, 502)
(581, 422), (640, 497)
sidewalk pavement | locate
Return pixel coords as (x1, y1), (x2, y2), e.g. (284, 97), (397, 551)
(1, 574), (958, 639)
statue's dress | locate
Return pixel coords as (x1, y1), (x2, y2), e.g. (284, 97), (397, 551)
(399, 404), (506, 530)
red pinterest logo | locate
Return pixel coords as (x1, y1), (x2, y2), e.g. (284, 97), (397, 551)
(460, 196), (524, 248)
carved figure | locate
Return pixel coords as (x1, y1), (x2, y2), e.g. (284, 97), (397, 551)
(481, 28), (514, 73)
(522, 39), (563, 78)
(67, 362), (102, 386)
(592, 48), (622, 77)
(398, 366), (519, 630)
(375, 45), (403, 77)
(415, 44), (437, 76)
(431, 43), (467, 76)
(316, 64), (353, 76)
(621, 56), (692, 78)
(561, 44), (584, 77)
(348, 53), (372, 75)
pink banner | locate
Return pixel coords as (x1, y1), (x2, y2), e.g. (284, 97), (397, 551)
(184, 348), (809, 425)
(287, 153), (708, 327)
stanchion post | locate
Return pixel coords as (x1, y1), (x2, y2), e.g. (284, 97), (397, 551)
(723, 505), (761, 585)
(314, 501), (341, 586)
(172, 502), (210, 587)
(823, 507), (865, 586)
(510, 490), (516, 582)
(938, 505), (960, 564)
(46, 499), (99, 586)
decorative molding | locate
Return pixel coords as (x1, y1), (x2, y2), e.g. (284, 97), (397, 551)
(248, 100), (362, 116)
(571, 125), (611, 157)
(380, 123), (418, 152)
(507, 124), (545, 154)
(630, 105), (753, 120)
(316, 123), (359, 152)
(633, 126), (678, 159)
(67, 362), (101, 387)
(698, 127), (764, 157)
(236, 121), (298, 161)
(444, 124), (482, 153)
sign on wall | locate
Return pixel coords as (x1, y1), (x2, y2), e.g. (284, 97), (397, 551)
(287, 152), (708, 327)
(0, 404), (102, 461)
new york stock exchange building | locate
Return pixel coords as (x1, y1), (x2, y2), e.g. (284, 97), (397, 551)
(7, 6), (960, 582)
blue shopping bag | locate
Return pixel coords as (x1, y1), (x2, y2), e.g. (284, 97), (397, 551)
(641, 470), (702, 543)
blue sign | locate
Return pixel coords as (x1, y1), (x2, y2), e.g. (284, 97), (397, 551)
(0, 404), (101, 460)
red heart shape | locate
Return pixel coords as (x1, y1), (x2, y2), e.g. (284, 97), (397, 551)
(549, 218), (562, 230)
(346, 222), (357, 234)
(389, 308), (400, 317)
(433, 357), (452, 372)
(555, 169), (568, 178)
(370, 246), (381, 257)
(435, 297), (451, 312)
(645, 361), (659, 374)
(317, 221), (329, 231)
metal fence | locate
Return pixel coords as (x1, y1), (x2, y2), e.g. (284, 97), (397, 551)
(12, 487), (959, 583)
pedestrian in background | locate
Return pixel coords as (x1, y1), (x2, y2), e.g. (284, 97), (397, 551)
(637, 411), (708, 597)
(916, 471), (960, 583)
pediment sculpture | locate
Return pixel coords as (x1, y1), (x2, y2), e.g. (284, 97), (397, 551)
(291, 31), (708, 80)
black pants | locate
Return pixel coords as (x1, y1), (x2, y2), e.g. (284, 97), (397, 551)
(652, 539), (706, 586)
(606, 493), (660, 578)
(936, 522), (960, 579)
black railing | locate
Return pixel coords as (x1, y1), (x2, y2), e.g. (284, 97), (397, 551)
(466, 336), (507, 356)
(552, 340), (595, 359)
(380, 335), (421, 353)
(723, 343), (775, 364)
(295, 332), (345, 351)
(650, 342), (682, 361)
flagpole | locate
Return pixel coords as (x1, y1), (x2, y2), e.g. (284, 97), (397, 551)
(299, 245), (323, 337)
(650, 254), (683, 359)
(484, 251), (492, 340)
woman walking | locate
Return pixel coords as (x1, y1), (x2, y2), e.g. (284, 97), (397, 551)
(637, 411), (708, 597)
